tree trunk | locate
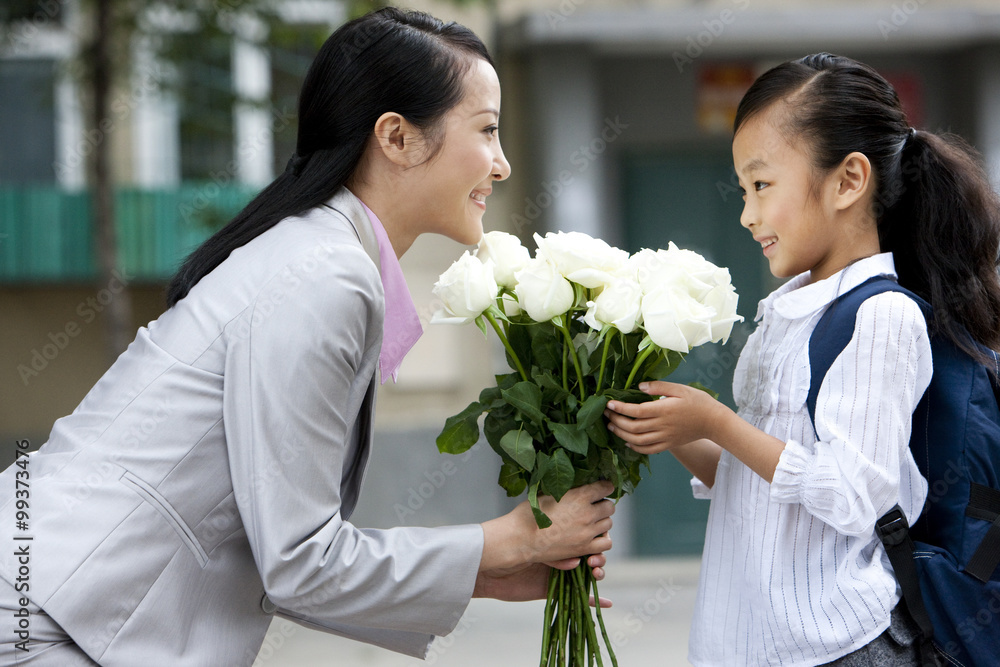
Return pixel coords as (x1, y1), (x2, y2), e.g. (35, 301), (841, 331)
(91, 0), (133, 363)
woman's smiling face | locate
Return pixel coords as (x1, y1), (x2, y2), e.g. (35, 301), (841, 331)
(411, 57), (511, 246)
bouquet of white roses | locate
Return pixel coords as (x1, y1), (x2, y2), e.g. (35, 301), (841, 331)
(431, 230), (741, 666)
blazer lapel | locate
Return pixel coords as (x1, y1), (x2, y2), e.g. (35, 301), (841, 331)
(320, 187), (381, 518)
(323, 187), (382, 275)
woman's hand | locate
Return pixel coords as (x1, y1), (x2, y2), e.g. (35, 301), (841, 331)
(474, 554), (611, 606)
(476, 481), (614, 601)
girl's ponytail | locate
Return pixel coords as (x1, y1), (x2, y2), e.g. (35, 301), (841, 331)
(884, 130), (1000, 361)
(734, 53), (1000, 361)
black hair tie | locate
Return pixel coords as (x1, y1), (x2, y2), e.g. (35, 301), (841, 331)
(908, 127), (918, 143)
(286, 152), (308, 177)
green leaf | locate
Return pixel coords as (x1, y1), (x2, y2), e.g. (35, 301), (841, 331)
(549, 421), (589, 456)
(474, 314), (489, 338)
(436, 401), (483, 454)
(534, 450), (552, 477)
(689, 381), (720, 400)
(498, 460), (527, 497)
(645, 349), (686, 380)
(483, 407), (516, 457)
(603, 388), (660, 404)
(542, 448), (574, 501)
(577, 395), (609, 429)
(587, 337), (608, 374)
(599, 448), (623, 496)
(496, 372), (520, 389)
(586, 420), (609, 448)
(612, 332), (642, 386)
(502, 381), (546, 425)
(528, 482), (552, 529)
(479, 384), (503, 408)
(487, 302), (510, 323)
(499, 429), (536, 471)
(529, 324), (562, 371)
(534, 371), (570, 402)
(507, 323), (533, 372)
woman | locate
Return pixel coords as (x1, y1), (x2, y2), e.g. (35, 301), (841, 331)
(0, 8), (614, 665)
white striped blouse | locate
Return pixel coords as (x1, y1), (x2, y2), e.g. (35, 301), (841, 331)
(687, 253), (933, 666)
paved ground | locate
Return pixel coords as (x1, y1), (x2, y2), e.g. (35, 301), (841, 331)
(254, 557), (699, 666)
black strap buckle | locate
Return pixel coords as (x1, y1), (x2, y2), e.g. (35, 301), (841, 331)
(876, 506), (911, 548)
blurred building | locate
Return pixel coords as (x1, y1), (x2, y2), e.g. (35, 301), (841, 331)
(3, 0), (1000, 556)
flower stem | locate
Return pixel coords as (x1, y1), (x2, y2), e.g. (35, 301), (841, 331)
(558, 570), (568, 664)
(558, 318), (587, 401)
(540, 568), (558, 666)
(485, 311), (529, 381)
(496, 295), (511, 337)
(592, 573), (618, 667)
(624, 344), (656, 390)
(575, 565), (603, 667)
(561, 342), (569, 395)
(596, 329), (615, 394)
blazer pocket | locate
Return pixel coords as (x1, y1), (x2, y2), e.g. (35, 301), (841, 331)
(121, 471), (209, 568)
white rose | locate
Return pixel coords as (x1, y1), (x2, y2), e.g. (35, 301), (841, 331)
(584, 277), (643, 334)
(630, 243), (731, 300)
(704, 283), (742, 344)
(665, 241), (732, 285)
(640, 285), (715, 352)
(627, 248), (664, 291)
(476, 231), (530, 290)
(513, 257), (575, 322)
(430, 251), (499, 324)
(534, 231), (629, 289)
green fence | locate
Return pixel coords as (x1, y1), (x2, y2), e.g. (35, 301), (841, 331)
(0, 184), (257, 283)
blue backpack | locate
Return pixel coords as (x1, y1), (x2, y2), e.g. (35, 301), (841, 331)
(807, 276), (1000, 667)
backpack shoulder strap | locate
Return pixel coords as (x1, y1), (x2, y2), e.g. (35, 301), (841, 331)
(806, 275), (920, 427)
(808, 276), (941, 663)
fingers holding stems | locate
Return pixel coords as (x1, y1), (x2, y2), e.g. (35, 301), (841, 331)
(478, 480), (615, 601)
(604, 380), (725, 453)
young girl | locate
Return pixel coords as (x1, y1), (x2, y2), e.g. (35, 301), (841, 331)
(0, 8), (613, 665)
(606, 53), (1000, 665)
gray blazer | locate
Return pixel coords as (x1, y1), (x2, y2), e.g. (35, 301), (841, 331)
(0, 189), (483, 665)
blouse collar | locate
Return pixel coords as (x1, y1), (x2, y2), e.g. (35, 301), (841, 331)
(756, 253), (898, 322)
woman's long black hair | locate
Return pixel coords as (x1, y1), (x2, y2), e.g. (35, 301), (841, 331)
(166, 7), (492, 306)
(733, 52), (1000, 361)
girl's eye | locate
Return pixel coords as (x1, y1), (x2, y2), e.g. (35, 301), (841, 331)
(754, 181), (768, 191)
(485, 125), (498, 137)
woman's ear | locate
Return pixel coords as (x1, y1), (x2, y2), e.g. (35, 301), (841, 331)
(372, 111), (428, 168)
(833, 151), (873, 211)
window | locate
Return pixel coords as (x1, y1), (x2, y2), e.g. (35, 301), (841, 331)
(174, 33), (234, 182)
(269, 26), (328, 175)
(0, 0), (63, 25)
(0, 59), (56, 183)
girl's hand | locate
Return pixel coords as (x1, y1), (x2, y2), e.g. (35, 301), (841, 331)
(607, 381), (786, 483)
(605, 381), (725, 454)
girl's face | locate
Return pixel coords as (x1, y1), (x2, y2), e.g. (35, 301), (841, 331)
(732, 107), (851, 282)
(411, 58), (511, 245)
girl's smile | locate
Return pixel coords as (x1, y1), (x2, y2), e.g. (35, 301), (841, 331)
(756, 236), (777, 257)
(732, 104), (879, 283)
